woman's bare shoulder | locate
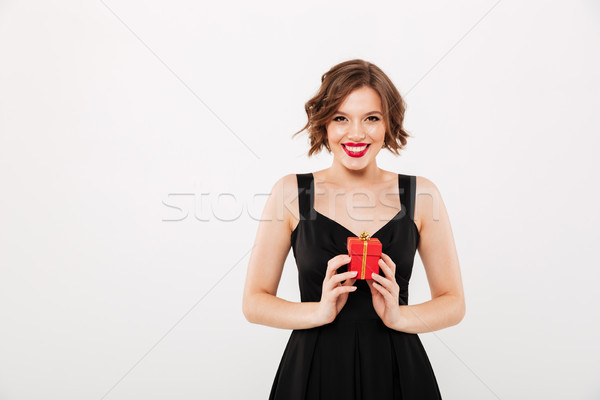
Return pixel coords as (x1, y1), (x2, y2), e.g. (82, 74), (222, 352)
(415, 175), (440, 193)
(414, 175), (444, 231)
(268, 173), (300, 233)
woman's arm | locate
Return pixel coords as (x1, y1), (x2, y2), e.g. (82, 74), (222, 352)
(392, 176), (466, 334)
(241, 174), (327, 330)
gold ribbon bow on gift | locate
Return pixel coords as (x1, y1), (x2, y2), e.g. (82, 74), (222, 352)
(359, 231), (370, 279)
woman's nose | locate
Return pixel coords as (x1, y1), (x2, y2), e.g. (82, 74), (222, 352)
(347, 121), (366, 140)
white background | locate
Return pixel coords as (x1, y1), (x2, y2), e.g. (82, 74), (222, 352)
(1, 0), (599, 399)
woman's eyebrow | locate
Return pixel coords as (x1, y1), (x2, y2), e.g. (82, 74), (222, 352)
(335, 111), (383, 116)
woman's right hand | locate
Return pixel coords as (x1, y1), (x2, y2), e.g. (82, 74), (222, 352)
(316, 254), (358, 325)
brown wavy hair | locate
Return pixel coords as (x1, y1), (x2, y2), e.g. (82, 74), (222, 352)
(292, 59), (412, 157)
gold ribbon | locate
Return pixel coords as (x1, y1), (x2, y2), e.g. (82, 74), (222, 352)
(359, 231), (370, 279)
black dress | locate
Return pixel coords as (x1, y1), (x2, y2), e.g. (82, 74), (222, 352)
(268, 172), (443, 400)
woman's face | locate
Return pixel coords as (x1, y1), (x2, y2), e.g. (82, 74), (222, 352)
(325, 86), (386, 170)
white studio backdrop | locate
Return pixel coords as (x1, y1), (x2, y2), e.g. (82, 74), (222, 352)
(1, 0), (599, 399)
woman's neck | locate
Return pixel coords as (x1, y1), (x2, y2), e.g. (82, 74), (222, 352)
(323, 162), (384, 188)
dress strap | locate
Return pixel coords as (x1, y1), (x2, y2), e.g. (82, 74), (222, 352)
(296, 173), (316, 221)
(398, 174), (416, 221)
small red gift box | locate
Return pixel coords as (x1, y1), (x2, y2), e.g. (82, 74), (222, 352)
(347, 232), (382, 280)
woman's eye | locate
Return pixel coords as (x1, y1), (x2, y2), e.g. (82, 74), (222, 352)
(333, 116), (379, 122)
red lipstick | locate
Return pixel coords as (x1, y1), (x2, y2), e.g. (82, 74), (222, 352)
(342, 143), (371, 158)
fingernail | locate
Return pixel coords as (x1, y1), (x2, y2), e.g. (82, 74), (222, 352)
(351, 271), (357, 275)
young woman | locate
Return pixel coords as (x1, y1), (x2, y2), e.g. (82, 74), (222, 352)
(242, 59), (465, 400)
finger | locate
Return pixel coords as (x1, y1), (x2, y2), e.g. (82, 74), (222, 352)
(326, 254), (351, 279)
(332, 270), (358, 285)
(326, 269), (356, 291)
(381, 252), (396, 274)
(372, 280), (394, 302)
(366, 279), (376, 295)
(367, 280), (381, 298)
(373, 271), (401, 300)
(376, 261), (400, 295)
(378, 258), (393, 278)
(334, 285), (357, 297)
(371, 271), (391, 291)
(340, 276), (358, 286)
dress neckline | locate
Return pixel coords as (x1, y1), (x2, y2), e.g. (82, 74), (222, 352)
(310, 172), (404, 239)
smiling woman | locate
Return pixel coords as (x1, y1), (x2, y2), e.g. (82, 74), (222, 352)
(242, 59), (465, 400)
(292, 59), (412, 158)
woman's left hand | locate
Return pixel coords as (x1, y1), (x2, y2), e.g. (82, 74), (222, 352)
(367, 252), (404, 330)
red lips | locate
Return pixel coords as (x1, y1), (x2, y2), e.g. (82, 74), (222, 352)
(343, 142), (369, 147)
(342, 143), (371, 158)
